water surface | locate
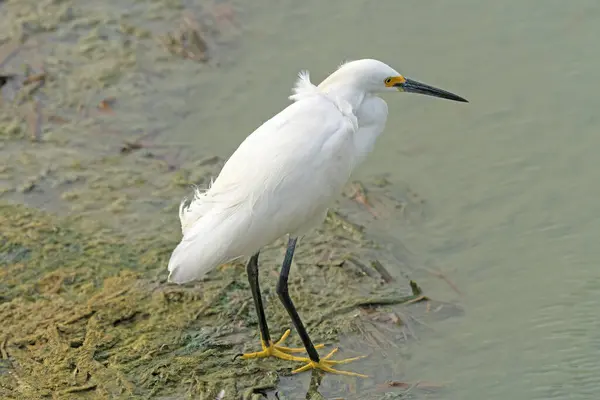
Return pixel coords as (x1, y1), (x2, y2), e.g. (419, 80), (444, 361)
(171, 1), (600, 399)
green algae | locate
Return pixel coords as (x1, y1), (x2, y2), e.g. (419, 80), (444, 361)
(0, 202), (429, 399)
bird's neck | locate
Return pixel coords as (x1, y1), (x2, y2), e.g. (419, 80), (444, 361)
(318, 83), (366, 113)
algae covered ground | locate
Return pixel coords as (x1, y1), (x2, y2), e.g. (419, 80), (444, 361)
(0, 1), (461, 398)
(1, 201), (438, 399)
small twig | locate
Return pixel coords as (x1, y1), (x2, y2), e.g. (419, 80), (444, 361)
(313, 292), (428, 326)
(422, 267), (462, 295)
(60, 383), (98, 394)
(63, 310), (96, 325)
(0, 335), (9, 359)
(26, 99), (43, 142)
(403, 381), (421, 396)
(232, 300), (248, 323)
(401, 295), (427, 306)
(371, 259), (395, 283)
(388, 380), (444, 391)
(349, 182), (379, 218)
(120, 141), (144, 154)
(358, 295), (427, 308)
(22, 73), (46, 85)
(346, 256), (379, 279)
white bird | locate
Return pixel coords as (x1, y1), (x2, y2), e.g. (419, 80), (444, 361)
(167, 58), (467, 377)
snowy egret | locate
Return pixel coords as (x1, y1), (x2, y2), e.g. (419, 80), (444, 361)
(168, 59), (467, 377)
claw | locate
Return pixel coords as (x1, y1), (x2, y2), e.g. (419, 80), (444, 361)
(272, 329), (325, 354)
(240, 330), (364, 377)
(291, 348), (368, 378)
(240, 329), (324, 361)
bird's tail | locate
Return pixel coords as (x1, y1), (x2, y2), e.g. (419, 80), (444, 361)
(167, 208), (247, 284)
(178, 181), (216, 235)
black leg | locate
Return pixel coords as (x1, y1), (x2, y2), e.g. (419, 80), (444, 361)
(246, 251), (271, 344)
(276, 237), (321, 362)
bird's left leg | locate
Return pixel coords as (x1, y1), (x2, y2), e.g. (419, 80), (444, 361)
(240, 251), (322, 361)
(276, 237), (368, 377)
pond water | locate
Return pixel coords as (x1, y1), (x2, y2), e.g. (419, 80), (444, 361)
(172, 1), (600, 399)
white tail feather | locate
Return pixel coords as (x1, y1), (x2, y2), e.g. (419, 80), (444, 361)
(178, 180), (215, 235)
(168, 209), (248, 284)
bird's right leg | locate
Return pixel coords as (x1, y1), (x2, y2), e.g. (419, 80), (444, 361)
(240, 251), (322, 361)
(276, 237), (367, 377)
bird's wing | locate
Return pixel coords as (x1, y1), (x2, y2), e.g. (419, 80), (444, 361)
(178, 71), (323, 234)
(207, 94), (356, 214)
(169, 95), (358, 283)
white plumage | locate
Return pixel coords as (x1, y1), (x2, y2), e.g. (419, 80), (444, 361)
(167, 59), (466, 284)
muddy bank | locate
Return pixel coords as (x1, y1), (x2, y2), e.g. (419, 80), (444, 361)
(0, 0), (240, 239)
(0, 201), (456, 399)
(0, 1), (461, 398)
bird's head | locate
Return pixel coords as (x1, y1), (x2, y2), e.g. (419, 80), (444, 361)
(320, 59), (468, 103)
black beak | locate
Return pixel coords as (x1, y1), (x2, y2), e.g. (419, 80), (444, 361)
(397, 78), (468, 103)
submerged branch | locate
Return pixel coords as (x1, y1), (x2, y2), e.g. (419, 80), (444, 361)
(313, 281), (427, 326)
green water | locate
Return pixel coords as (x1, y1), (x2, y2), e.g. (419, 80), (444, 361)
(3, 0), (600, 398)
(170, 1), (600, 399)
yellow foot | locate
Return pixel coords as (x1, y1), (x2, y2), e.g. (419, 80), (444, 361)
(240, 329), (325, 361)
(291, 348), (368, 378)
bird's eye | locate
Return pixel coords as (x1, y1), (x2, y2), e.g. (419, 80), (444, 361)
(384, 77), (392, 85)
